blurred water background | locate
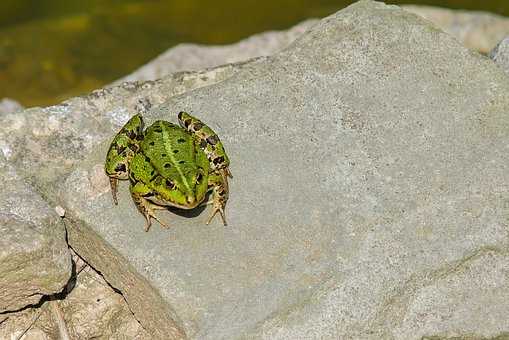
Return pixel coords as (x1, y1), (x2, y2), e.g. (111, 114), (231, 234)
(0, 0), (508, 106)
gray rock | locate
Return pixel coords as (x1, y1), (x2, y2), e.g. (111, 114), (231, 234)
(4, 0), (509, 339)
(116, 19), (318, 83)
(402, 5), (509, 53)
(490, 37), (509, 74)
(57, 0), (509, 339)
(0, 157), (71, 313)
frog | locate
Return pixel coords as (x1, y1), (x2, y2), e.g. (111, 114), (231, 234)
(105, 111), (231, 231)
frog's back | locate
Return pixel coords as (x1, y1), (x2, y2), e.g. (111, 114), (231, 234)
(140, 120), (204, 180)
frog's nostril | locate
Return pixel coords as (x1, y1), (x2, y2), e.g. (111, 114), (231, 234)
(186, 196), (196, 205)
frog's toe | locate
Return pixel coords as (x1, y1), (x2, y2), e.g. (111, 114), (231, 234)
(143, 211), (169, 231)
(154, 215), (169, 229)
(109, 177), (119, 205)
(224, 167), (233, 179)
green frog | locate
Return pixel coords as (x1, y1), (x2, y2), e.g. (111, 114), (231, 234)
(105, 111), (231, 231)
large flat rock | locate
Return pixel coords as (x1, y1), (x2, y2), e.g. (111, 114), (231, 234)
(58, 1), (509, 339)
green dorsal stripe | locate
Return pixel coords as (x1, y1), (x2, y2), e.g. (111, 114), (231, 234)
(161, 127), (192, 192)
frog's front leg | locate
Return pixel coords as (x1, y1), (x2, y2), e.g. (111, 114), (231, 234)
(206, 171), (229, 225)
(105, 114), (144, 204)
(130, 182), (169, 231)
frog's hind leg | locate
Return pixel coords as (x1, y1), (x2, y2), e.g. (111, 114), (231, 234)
(177, 111), (231, 176)
(130, 182), (169, 231)
(206, 171), (229, 225)
(105, 114), (144, 204)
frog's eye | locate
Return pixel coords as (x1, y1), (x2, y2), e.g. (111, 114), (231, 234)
(196, 172), (203, 184)
(165, 179), (175, 189)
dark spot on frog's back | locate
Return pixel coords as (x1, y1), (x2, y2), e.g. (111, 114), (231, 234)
(144, 156), (151, 163)
(149, 141), (155, 146)
(193, 122), (203, 131)
(213, 156), (225, 165)
(200, 140), (207, 149)
(127, 130), (137, 140)
(164, 163), (171, 169)
(177, 138), (186, 144)
(115, 164), (126, 172)
(206, 135), (219, 145)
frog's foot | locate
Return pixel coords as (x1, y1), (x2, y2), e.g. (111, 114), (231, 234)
(131, 193), (169, 231)
(206, 203), (227, 226)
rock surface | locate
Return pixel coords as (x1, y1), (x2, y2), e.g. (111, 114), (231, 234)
(490, 36), (509, 74)
(0, 157), (71, 313)
(63, 0), (509, 339)
(3, 0), (509, 339)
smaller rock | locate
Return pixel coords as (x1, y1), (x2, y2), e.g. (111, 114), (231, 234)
(0, 251), (150, 339)
(490, 37), (509, 75)
(55, 205), (66, 217)
(0, 157), (71, 312)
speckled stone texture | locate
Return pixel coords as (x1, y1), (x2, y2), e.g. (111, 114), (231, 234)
(0, 157), (71, 313)
(2, 1), (509, 339)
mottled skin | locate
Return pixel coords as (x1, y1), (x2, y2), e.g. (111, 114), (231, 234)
(105, 112), (231, 231)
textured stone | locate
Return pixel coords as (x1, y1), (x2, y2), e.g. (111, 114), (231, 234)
(3, 0), (509, 339)
(490, 37), (509, 75)
(60, 1), (509, 339)
(0, 157), (71, 313)
(0, 252), (150, 339)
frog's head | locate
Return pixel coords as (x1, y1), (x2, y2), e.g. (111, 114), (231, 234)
(153, 165), (209, 209)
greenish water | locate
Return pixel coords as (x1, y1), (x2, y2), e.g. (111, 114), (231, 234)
(0, 0), (508, 106)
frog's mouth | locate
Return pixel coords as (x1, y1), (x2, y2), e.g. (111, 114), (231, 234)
(148, 196), (201, 210)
